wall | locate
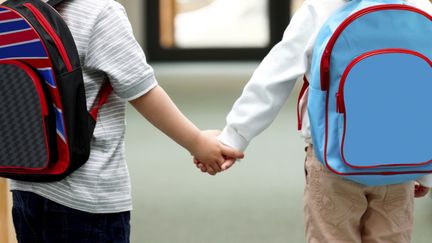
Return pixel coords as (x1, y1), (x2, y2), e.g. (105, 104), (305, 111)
(0, 5), (15, 243)
(0, 180), (15, 243)
(127, 0), (261, 88)
(117, 0), (145, 45)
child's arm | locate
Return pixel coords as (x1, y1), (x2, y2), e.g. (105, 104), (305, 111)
(217, 2), (319, 152)
(129, 85), (244, 174)
(195, 2), (321, 173)
(193, 131), (238, 173)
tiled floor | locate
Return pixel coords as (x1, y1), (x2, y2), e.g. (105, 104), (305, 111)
(126, 79), (432, 243)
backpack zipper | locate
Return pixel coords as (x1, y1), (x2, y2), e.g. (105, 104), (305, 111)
(23, 3), (73, 72)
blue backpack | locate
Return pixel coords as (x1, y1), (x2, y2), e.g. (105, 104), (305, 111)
(306, 0), (432, 186)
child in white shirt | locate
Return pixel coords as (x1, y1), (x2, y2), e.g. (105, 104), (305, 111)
(197, 0), (432, 242)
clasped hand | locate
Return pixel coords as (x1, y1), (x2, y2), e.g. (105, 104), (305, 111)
(190, 130), (244, 175)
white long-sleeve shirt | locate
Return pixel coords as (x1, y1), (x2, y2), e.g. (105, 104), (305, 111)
(218, 0), (432, 186)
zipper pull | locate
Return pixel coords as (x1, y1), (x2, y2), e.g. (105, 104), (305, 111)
(336, 93), (340, 113)
(321, 51), (330, 91)
(336, 92), (345, 113)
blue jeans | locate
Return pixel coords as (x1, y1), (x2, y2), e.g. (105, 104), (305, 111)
(12, 190), (130, 243)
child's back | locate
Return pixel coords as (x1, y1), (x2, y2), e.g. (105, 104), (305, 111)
(9, 0), (156, 214)
(216, 0), (432, 242)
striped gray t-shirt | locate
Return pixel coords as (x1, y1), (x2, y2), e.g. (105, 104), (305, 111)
(9, 0), (157, 213)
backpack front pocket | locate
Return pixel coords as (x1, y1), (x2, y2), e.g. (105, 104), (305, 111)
(0, 60), (51, 169)
(336, 49), (432, 168)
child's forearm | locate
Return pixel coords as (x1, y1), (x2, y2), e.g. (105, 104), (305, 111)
(129, 85), (200, 154)
(129, 85), (244, 174)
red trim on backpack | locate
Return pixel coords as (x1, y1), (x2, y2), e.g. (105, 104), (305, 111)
(24, 3), (73, 72)
(336, 48), (432, 169)
(320, 6), (432, 176)
(0, 60), (51, 170)
(297, 76), (309, 131)
(322, 82), (432, 176)
(1, 58), (52, 69)
(89, 82), (113, 120)
(320, 4), (432, 91)
(0, 6), (70, 176)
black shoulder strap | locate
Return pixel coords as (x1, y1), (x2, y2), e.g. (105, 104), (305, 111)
(47, 0), (65, 7)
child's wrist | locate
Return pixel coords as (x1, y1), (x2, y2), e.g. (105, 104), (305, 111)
(186, 130), (203, 157)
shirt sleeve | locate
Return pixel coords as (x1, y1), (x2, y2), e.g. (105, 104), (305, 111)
(218, 1), (320, 151)
(84, 1), (157, 100)
(417, 175), (432, 187)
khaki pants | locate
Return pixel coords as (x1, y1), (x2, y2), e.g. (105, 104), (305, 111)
(304, 145), (414, 243)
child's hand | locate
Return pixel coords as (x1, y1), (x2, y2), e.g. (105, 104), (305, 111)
(414, 182), (430, 198)
(190, 130), (244, 175)
(194, 155), (237, 175)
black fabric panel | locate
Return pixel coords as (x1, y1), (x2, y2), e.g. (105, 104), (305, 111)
(56, 67), (94, 174)
(0, 64), (49, 169)
(47, 0), (65, 7)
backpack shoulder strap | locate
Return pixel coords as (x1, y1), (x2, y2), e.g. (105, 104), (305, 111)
(89, 81), (113, 120)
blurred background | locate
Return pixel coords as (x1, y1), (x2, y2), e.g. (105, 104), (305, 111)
(1, 0), (431, 243)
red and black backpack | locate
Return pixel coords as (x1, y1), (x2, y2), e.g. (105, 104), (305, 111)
(0, 0), (112, 182)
